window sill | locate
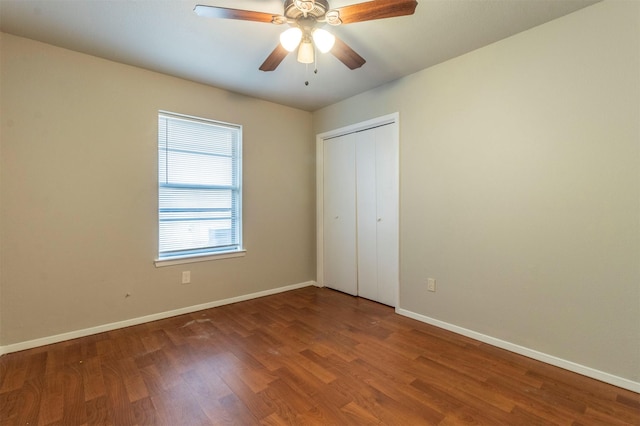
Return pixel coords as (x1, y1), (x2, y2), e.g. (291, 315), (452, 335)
(154, 250), (246, 268)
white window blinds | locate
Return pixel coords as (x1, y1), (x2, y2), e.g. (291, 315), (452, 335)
(158, 112), (242, 259)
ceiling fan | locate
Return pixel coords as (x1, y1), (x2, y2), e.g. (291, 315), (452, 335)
(194, 0), (418, 71)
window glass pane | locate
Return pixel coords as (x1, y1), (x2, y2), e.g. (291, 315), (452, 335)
(159, 219), (233, 253)
(165, 151), (232, 186)
(166, 121), (234, 157)
(159, 187), (232, 210)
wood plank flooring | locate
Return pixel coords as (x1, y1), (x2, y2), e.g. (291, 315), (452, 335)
(1, 286), (638, 425)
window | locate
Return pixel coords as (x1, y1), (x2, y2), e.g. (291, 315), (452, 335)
(156, 111), (243, 264)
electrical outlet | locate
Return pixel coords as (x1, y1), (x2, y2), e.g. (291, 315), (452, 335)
(182, 271), (191, 284)
(427, 278), (436, 292)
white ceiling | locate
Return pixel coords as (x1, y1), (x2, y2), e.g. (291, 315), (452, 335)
(0, 0), (599, 111)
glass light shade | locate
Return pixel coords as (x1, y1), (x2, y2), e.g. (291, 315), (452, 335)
(280, 28), (302, 52)
(312, 29), (335, 53)
(297, 40), (314, 64)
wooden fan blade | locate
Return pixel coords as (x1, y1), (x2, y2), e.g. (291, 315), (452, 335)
(335, 0), (418, 24)
(194, 4), (280, 23)
(259, 44), (289, 71)
(331, 37), (366, 70)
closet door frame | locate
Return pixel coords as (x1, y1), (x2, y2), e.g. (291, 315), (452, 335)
(316, 112), (399, 308)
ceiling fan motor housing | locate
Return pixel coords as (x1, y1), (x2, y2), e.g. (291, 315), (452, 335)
(284, 0), (330, 20)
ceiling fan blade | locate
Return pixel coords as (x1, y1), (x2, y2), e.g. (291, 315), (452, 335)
(334, 0), (418, 24)
(259, 44), (289, 71)
(331, 37), (366, 70)
(194, 4), (281, 23)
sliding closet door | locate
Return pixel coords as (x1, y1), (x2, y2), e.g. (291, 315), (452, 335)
(323, 134), (358, 296)
(355, 131), (377, 301)
(319, 114), (399, 306)
(372, 124), (399, 306)
(356, 125), (399, 307)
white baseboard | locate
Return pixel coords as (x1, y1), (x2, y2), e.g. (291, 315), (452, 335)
(396, 307), (640, 394)
(0, 281), (318, 356)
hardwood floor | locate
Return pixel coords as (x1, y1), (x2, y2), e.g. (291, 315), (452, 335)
(1, 286), (638, 425)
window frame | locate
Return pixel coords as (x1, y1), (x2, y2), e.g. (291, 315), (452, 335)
(154, 111), (245, 267)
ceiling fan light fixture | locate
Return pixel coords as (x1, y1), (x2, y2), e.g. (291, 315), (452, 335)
(297, 40), (315, 63)
(312, 28), (335, 53)
(280, 27), (303, 52)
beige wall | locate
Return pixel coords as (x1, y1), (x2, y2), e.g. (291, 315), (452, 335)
(314, 1), (640, 383)
(0, 33), (315, 345)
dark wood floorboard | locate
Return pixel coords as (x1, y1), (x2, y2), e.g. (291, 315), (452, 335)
(0, 286), (638, 425)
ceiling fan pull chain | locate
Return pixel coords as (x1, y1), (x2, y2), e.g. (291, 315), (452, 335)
(314, 47), (318, 75)
(305, 63), (310, 86)
(305, 53), (319, 86)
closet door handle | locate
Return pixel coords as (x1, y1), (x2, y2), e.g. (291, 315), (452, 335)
(377, 218), (382, 222)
